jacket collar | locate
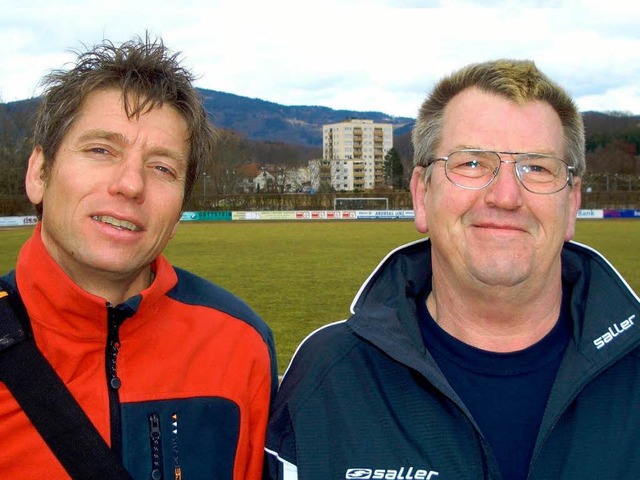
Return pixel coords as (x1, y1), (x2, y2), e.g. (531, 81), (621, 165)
(348, 238), (640, 373)
(560, 241), (639, 360)
(14, 223), (178, 339)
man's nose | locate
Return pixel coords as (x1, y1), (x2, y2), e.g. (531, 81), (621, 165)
(108, 155), (146, 201)
(484, 160), (524, 209)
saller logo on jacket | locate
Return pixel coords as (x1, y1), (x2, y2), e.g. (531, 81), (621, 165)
(345, 466), (439, 479)
(593, 314), (636, 349)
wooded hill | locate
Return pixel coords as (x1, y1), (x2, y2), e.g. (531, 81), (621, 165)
(1, 89), (639, 196)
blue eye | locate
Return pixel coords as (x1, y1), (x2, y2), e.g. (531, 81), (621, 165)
(522, 164), (550, 174)
(89, 147), (110, 155)
(463, 159), (480, 168)
(152, 164), (178, 179)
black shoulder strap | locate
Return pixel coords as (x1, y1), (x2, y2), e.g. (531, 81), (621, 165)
(0, 280), (133, 479)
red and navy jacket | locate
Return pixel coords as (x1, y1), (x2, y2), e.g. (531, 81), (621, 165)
(0, 223), (277, 479)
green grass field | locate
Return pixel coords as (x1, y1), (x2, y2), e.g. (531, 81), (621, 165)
(1, 220), (638, 372)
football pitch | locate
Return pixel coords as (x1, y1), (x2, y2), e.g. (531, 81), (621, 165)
(1, 219), (638, 372)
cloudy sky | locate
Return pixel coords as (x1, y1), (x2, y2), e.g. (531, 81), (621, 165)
(1, 0), (639, 118)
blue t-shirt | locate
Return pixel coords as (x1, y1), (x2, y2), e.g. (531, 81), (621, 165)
(417, 293), (570, 480)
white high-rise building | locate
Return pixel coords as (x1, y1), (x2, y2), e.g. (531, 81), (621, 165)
(323, 119), (393, 191)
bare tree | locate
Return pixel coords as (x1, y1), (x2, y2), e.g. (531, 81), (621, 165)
(206, 129), (251, 196)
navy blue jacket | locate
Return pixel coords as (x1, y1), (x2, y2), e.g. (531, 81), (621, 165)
(265, 239), (640, 479)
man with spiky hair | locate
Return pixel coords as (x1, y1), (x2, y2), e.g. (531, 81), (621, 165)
(265, 60), (640, 480)
(0, 35), (276, 479)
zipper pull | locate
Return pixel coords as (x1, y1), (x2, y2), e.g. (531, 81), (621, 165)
(148, 413), (163, 480)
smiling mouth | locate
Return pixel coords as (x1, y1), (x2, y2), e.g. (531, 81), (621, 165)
(92, 215), (141, 232)
(479, 225), (522, 231)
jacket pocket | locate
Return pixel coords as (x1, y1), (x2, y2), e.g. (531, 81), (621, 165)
(121, 397), (240, 479)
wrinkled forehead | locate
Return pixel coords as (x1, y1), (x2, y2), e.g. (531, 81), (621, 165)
(439, 88), (565, 156)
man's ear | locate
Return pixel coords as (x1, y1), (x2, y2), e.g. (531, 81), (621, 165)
(410, 166), (429, 234)
(169, 212), (182, 240)
(564, 176), (582, 241)
(25, 146), (46, 205)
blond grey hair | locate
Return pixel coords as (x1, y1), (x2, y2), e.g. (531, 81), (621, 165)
(412, 59), (585, 182)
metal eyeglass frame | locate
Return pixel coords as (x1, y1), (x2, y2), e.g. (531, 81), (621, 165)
(423, 149), (576, 194)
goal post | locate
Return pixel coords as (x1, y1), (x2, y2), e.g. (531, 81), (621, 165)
(333, 197), (389, 210)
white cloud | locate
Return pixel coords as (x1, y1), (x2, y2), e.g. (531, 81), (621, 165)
(0, 0), (639, 117)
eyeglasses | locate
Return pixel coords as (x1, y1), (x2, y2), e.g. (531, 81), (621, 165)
(423, 149), (575, 194)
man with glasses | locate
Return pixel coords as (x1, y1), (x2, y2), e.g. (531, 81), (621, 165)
(265, 59), (640, 480)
